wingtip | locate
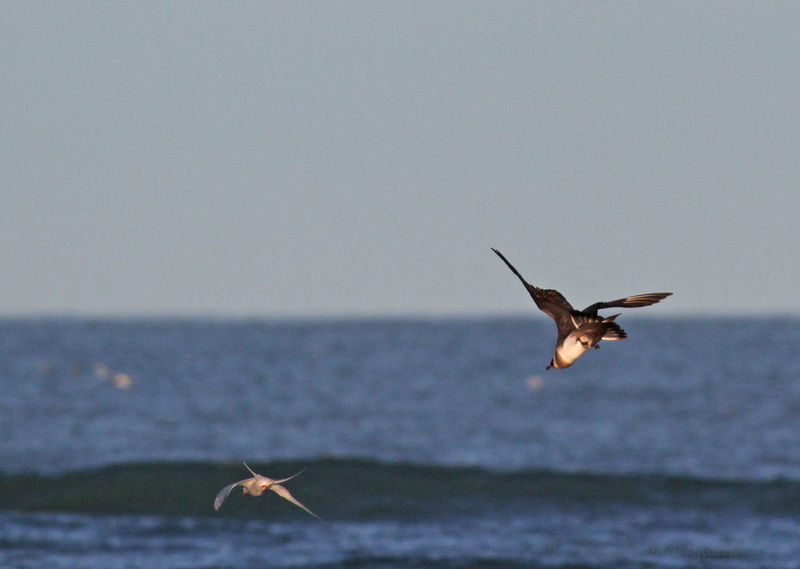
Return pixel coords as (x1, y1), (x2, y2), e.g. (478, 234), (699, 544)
(213, 493), (225, 512)
(621, 292), (674, 308)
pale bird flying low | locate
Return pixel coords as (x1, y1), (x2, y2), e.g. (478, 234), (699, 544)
(214, 462), (322, 520)
(492, 248), (672, 370)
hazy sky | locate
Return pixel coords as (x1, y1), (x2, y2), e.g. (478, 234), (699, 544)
(3, 2), (799, 317)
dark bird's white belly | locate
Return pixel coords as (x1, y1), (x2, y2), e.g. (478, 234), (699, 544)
(555, 334), (592, 367)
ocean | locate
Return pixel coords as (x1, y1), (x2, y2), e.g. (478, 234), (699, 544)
(1, 317), (799, 568)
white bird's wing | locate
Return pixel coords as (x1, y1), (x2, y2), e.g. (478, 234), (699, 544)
(243, 462), (259, 477)
(272, 468), (306, 484)
(270, 483), (323, 521)
(214, 480), (244, 511)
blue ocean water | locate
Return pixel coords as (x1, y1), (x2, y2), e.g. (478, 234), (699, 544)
(1, 317), (799, 568)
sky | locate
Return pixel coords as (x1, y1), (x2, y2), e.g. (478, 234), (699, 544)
(2, 2), (799, 318)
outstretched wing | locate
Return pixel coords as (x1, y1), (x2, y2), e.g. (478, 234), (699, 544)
(272, 468), (306, 485)
(491, 248), (573, 322)
(270, 483), (323, 521)
(243, 462), (259, 477)
(582, 292), (672, 315)
(214, 481), (242, 511)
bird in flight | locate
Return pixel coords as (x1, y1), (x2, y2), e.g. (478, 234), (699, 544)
(214, 462), (322, 520)
(492, 248), (672, 370)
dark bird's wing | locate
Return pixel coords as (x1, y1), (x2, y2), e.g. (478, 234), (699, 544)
(582, 292), (672, 315)
(491, 248), (574, 323)
(214, 481), (241, 511)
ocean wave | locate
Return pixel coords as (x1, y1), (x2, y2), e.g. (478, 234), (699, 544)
(1, 457), (797, 519)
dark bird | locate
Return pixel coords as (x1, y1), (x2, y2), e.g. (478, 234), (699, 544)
(492, 248), (672, 370)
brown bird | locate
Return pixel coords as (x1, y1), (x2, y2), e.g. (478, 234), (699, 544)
(492, 248), (672, 370)
(213, 462), (322, 520)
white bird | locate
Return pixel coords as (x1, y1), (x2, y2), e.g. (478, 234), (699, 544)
(213, 462), (322, 520)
